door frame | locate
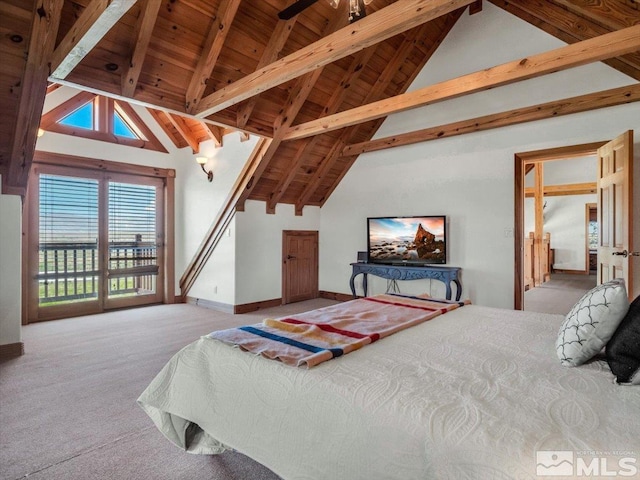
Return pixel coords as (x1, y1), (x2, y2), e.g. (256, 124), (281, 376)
(22, 152), (176, 324)
(281, 230), (319, 305)
(514, 141), (607, 310)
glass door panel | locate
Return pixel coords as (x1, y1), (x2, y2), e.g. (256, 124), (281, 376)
(38, 174), (100, 307)
(105, 176), (163, 308)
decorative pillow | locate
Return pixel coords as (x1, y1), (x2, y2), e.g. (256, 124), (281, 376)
(606, 294), (640, 385)
(556, 278), (629, 367)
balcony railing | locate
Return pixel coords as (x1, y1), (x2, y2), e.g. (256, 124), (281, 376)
(38, 241), (158, 305)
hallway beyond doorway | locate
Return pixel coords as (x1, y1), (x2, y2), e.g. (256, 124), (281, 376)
(524, 272), (596, 315)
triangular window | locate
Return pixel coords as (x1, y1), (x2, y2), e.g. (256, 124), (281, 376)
(59, 101), (94, 130)
(114, 111), (139, 139)
(40, 90), (167, 153)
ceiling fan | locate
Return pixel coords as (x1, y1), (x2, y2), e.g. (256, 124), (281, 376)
(278, 0), (373, 23)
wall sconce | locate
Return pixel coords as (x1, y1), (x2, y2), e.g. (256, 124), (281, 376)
(37, 128), (45, 137)
(196, 156), (213, 182)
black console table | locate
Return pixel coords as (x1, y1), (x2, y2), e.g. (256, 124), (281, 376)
(349, 263), (462, 301)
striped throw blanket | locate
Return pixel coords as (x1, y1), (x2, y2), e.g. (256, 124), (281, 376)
(208, 294), (469, 368)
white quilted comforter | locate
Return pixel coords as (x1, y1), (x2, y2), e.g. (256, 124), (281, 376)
(138, 305), (640, 479)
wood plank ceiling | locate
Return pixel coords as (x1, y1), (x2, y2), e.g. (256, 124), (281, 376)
(1, 0), (639, 211)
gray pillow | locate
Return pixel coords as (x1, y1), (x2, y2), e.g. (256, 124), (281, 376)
(556, 278), (629, 367)
(606, 294), (640, 385)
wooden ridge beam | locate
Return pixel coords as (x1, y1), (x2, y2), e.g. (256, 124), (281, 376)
(50, 0), (137, 79)
(122, 0), (162, 97)
(283, 24), (640, 141)
(195, 0), (475, 118)
(342, 83), (640, 156)
(185, 0), (242, 113)
(5, 0), (63, 195)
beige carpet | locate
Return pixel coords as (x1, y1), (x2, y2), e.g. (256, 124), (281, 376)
(0, 299), (338, 480)
(524, 273), (596, 315)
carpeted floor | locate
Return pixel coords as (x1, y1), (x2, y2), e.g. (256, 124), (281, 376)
(524, 272), (596, 315)
(0, 299), (338, 480)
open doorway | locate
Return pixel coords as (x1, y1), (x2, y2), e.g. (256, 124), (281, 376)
(514, 141), (605, 314)
(514, 132), (636, 313)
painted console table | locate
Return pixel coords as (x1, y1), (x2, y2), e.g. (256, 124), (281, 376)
(349, 263), (462, 301)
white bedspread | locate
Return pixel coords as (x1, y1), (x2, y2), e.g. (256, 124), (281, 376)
(138, 305), (640, 479)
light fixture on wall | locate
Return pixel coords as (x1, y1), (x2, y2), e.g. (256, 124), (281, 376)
(196, 156), (213, 182)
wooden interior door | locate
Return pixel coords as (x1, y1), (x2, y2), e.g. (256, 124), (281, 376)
(282, 230), (319, 304)
(597, 130), (634, 294)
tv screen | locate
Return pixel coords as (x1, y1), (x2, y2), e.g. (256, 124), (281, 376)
(367, 216), (447, 265)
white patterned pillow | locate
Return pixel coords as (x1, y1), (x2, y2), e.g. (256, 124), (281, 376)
(556, 278), (629, 367)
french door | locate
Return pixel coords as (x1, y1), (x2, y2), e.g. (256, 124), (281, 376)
(26, 163), (166, 322)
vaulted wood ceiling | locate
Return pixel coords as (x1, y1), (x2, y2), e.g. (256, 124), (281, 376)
(1, 0), (639, 213)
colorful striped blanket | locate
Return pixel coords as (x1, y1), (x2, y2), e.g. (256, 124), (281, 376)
(207, 294), (469, 368)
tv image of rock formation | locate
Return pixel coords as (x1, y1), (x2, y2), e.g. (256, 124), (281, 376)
(369, 222), (446, 264)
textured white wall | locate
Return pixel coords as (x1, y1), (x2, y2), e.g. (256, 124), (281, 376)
(0, 184), (22, 345)
(235, 200), (320, 304)
(319, 3), (640, 308)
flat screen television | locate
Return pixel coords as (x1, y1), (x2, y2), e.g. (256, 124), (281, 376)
(367, 216), (447, 265)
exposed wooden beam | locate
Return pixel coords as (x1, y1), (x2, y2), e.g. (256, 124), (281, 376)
(236, 8), (298, 129)
(166, 114), (200, 153)
(122, 0), (162, 97)
(283, 25), (640, 141)
(342, 83), (640, 155)
(147, 108), (188, 148)
(195, 0), (476, 118)
(524, 182), (597, 197)
(235, 1), (350, 211)
(266, 45), (377, 213)
(185, 0), (242, 113)
(5, 0), (63, 194)
(546, 0), (640, 30)
(50, 0), (137, 79)
(204, 123), (224, 147)
(489, 0), (640, 80)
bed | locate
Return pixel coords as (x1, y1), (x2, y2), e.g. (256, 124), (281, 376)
(138, 296), (640, 479)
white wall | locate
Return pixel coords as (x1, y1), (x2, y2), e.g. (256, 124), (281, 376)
(184, 136), (259, 305)
(524, 157), (597, 271)
(319, 3), (640, 309)
(0, 182), (22, 345)
(235, 200), (320, 304)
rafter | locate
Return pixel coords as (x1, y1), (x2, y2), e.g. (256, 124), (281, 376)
(147, 108), (189, 149)
(236, 7), (298, 130)
(235, 1), (350, 211)
(343, 83), (640, 155)
(544, 0), (640, 30)
(266, 45), (378, 213)
(524, 182), (597, 197)
(50, 0), (137, 79)
(283, 24), (640, 141)
(122, 0), (162, 97)
(489, 0), (640, 80)
(166, 113), (200, 153)
(293, 12), (464, 213)
(204, 123), (224, 147)
(5, 0), (63, 194)
(185, 0), (242, 113)
(195, 0), (476, 118)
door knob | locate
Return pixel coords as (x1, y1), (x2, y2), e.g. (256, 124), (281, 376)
(612, 250), (628, 257)
(631, 251), (640, 257)
(287, 255), (296, 260)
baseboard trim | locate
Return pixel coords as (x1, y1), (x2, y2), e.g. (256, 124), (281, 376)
(319, 290), (354, 302)
(0, 342), (24, 359)
(553, 269), (589, 275)
(234, 298), (282, 314)
(185, 296), (234, 314)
